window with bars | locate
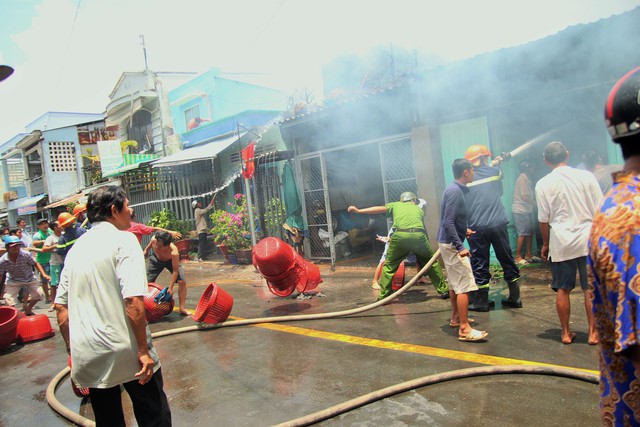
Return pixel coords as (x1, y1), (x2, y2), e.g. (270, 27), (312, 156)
(49, 141), (77, 172)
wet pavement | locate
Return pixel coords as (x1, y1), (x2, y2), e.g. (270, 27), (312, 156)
(0, 254), (601, 426)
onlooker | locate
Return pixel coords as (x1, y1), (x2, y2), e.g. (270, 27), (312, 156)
(144, 231), (190, 315)
(511, 160), (538, 265)
(193, 197), (215, 262)
(588, 66), (640, 424)
(580, 149), (622, 195)
(464, 144), (521, 310)
(16, 217), (32, 248)
(127, 209), (182, 245)
(55, 185), (171, 426)
(535, 141), (602, 344)
(348, 192), (448, 301)
(32, 218), (52, 302)
(0, 236), (49, 315)
(437, 159), (487, 342)
(42, 221), (63, 310)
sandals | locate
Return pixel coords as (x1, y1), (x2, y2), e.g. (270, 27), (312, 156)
(449, 318), (475, 327)
(458, 329), (488, 342)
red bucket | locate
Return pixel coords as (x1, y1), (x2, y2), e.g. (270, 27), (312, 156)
(144, 283), (175, 323)
(16, 314), (55, 343)
(391, 261), (406, 291)
(0, 306), (19, 350)
(192, 283), (234, 324)
(297, 261), (322, 293)
(68, 356), (89, 398)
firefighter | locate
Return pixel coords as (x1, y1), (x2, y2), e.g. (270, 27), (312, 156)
(464, 144), (521, 311)
(348, 192), (448, 301)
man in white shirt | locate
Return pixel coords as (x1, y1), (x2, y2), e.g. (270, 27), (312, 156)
(55, 186), (171, 426)
(16, 217), (33, 248)
(535, 141), (603, 345)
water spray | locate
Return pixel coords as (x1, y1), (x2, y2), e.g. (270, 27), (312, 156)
(489, 129), (557, 167)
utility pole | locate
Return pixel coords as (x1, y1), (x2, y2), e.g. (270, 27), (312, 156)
(139, 34), (148, 70)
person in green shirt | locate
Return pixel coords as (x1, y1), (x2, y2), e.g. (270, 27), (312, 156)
(32, 218), (53, 302)
(348, 192), (448, 301)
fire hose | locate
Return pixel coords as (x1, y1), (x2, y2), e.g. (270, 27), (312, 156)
(45, 249), (598, 426)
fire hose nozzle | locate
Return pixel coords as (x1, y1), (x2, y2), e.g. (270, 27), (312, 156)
(490, 152), (512, 167)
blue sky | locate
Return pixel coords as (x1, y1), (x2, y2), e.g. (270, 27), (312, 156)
(0, 0), (639, 144)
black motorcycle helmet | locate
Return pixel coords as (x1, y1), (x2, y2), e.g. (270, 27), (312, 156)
(605, 66), (640, 143)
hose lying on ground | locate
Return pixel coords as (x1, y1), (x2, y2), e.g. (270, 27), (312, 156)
(272, 365), (599, 427)
(46, 250), (598, 426)
(47, 250), (442, 425)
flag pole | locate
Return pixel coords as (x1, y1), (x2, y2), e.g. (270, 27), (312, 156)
(238, 122), (257, 247)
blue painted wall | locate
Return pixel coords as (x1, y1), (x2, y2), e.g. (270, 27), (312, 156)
(169, 69), (287, 137)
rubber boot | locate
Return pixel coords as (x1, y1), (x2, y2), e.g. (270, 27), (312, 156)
(469, 288), (493, 312)
(501, 279), (522, 308)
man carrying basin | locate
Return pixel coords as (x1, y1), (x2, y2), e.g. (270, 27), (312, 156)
(348, 192), (448, 301)
(144, 231), (190, 316)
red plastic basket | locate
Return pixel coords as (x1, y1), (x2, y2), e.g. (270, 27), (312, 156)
(0, 306), (19, 350)
(144, 282), (175, 323)
(67, 356), (89, 398)
(300, 261), (322, 293)
(15, 314), (55, 343)
(192, 283), (234, 324)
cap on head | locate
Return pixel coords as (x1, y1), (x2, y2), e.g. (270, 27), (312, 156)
(605, 66), (640, 143)
(464, 144), (492, 163)
(4, 235), (24, 248)
(58, 212), (77, 228)
(37, 218), (48, 225)
(399, 192), (418, 202)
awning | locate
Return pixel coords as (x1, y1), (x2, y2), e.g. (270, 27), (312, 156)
(44, 193), (85, 209)
(152, 132), (246, 168)
(102, 153), (161, 178)
(8, 193), (47, 215)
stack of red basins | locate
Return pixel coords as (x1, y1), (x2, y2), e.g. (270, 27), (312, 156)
(252, 237), (323, 297)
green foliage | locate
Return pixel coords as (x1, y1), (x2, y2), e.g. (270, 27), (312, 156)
(209, 193), (252, 252)
(148, 209), (192, 238)
(263, 197), (286, 237)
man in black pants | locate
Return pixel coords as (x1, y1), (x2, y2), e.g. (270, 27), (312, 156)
(192, 197), (215, 262)
(464, 144), (521, 311)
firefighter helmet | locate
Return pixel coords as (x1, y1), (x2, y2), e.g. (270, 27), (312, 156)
(58, 212), (77, 228)
(399, 192), (417, 202)
(605, 66), (640, 143)
(72, 203), (86, 217)
(464, 144), (492, 162)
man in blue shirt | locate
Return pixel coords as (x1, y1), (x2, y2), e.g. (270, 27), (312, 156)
(437, 158), (487, 342)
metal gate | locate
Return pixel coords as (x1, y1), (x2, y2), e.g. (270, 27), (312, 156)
(379, 137), (418, 211)
(297, 154), (335, 264)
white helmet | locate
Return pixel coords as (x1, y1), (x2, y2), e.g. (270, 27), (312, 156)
(192, 200), (199, 209)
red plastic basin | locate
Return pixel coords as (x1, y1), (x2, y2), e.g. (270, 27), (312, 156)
(15, 314), (55, 343)
(0, 306), (19, 350)
(144, 282), (175, 323)
(192, 283), (234, 324)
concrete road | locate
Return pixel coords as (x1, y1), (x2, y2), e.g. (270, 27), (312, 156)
(0, 255), (600, 426)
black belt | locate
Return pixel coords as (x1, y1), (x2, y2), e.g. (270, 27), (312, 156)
(395, 228), (425, 233)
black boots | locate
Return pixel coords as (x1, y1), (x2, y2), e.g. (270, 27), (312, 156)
(501, 279), (523, 309)
(469, 288), (494, 312)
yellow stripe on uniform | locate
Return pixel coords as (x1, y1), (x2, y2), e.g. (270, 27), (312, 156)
(225, 316), (597, 375)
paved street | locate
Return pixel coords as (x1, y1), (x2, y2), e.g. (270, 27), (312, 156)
(0, 254), (600, 426)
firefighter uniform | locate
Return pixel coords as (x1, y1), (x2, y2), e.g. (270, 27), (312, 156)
(465, 163), (520, 310)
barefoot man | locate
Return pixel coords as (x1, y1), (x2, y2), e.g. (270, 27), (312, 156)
(144, 231), (190, 315)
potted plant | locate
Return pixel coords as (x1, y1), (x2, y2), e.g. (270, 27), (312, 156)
(147, 209), (193, 256)
(210, 193), (252, 264)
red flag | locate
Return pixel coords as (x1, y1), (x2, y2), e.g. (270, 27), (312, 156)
(241, 142), (256, 179)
